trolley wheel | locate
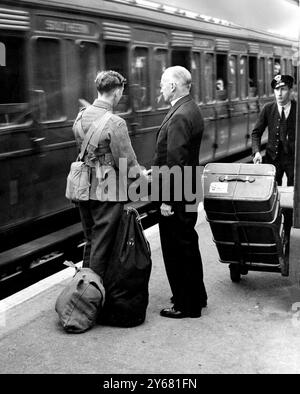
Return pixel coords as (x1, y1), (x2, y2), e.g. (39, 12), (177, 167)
(280, 209), (291, 276)
(229, 263), (241, 283)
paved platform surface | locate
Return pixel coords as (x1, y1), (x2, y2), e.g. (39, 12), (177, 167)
(1, 208), (300, 375)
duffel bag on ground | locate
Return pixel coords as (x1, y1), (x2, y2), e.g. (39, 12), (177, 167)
(100, 207), (152, 328)
(55, 261), (105, 333)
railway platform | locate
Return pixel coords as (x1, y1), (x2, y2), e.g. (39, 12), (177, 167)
(1, 206), (300, 376)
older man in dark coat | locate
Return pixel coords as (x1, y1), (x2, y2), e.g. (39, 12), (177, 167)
(153, 66), (207, 319)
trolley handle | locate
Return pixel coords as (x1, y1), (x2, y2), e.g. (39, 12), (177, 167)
(219, 175), (255, 183)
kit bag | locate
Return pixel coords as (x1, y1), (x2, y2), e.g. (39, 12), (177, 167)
(65, 110), (112, 202)
(101, 207), (152, 327)
(55, 261), (105, 333)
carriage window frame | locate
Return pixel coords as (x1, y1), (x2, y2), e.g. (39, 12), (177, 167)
(32, 36), (66, 124)
(248, 56), (258, 98)
(204, 52), (215, 104)
(75, 40), (100, 107)
(288, 59), (293, 75)
(228, 54), (239, 100)
(266, 57), (274, 96)
(258, 57), (266, 97)
(282, 58), (288, 75)
(191, 51), (202, 104)
(0, 42), (5, 67)
(216, 53), (228, 102)
(104, 42), (130, 115)
(293, 65), (297, 85)
(239, 55), (248, 99)
(154, 47), (169, 110)
(131, 45), (151, 112)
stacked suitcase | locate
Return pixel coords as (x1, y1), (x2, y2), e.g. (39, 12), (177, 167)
(202, 163), (289, 282)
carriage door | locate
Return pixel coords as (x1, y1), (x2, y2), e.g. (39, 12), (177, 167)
(0, 12), (35, 235)
(32, 37), (68, 218)
(130, 45), (152, 167)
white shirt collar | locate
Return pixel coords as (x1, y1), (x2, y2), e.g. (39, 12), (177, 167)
(277, 101), (291, 118)
(171, 94), (188, 107)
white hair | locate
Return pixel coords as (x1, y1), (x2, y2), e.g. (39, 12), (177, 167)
(163, 66), (192, 90)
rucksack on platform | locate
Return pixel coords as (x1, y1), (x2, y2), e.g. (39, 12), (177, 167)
(55, 261), (105, 333)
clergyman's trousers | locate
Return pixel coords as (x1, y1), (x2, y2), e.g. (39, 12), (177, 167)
(158, 202), (207, 314)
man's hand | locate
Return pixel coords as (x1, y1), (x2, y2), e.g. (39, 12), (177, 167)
(160, 203), (174, 217)
(253, 152), (262, 164)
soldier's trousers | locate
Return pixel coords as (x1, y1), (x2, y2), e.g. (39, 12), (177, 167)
(78, 200), (123, 277)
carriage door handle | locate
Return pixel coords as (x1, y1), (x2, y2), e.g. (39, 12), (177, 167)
(130, 122), (139, 131)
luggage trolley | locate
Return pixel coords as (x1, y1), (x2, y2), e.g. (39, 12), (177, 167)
(202, 163), (290, 282)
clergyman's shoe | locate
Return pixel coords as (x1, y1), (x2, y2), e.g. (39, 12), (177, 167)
(170, 297), (207, 309)
(160, 307), (201, 319)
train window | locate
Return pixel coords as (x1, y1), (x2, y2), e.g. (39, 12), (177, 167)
(0, 42), (5, 66)
(216, 54), (227, 101)
(258, 57), (266, 96)
(282, 59), (287, 75)
(204, 53), (214, 102)
(192, 52), (201, 103)
(0, 36), (26, 127)
(154, 49), (168, 109)
(288, 59), (292, 75)
(266, 58), (273, 95)
(171, 50), (190, 70)
(65, 40), (80, 119)
(240, 56), (247, 99)
(293, 65), (297, 85)
(34, 38), (64, 121)
(79, 42), (99, 104)
(249, 56), (258, 97)
(229, 55), (238, 100)
(131, 47), (150, 111)
(274, 58), (281, 76)
(105, 44), (129, 113)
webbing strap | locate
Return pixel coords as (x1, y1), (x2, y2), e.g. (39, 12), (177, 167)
(79, 111), (112, 160)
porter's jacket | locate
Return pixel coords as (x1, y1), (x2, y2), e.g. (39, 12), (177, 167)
(252, 99), (296, 161)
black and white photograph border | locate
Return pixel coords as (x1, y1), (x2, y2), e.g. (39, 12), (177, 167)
(0, 0), (300, 379)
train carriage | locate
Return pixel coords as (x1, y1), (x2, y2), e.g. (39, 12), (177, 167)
(0, 0), (297, 257)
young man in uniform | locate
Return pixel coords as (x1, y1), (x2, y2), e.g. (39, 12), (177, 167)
(252, 74), (296, 237)
(252, 74), (296, 187)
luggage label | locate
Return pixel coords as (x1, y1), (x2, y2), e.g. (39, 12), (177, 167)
(209, 182), (229, 194)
